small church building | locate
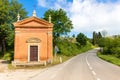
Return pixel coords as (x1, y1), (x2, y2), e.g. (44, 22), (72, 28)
(13, 10), (53, 65)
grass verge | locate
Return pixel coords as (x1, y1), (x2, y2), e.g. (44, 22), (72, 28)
(52, 54), (72, 65)
(8, 54), (72, 70)
(97, 52), (120, 66)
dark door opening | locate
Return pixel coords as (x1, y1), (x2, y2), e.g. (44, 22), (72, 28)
(30, 46), (38, 61)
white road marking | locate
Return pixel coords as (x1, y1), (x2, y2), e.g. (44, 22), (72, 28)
(86, 53), (101, 80)
(86, 53), (96, 76)
(86, 53), (92, 70)
(92, 71), (96, 75)
(86, 54), (90, 66)
(89, 66), (92, 70)
(87, 63), (90, 66)
(97, 78), (101, 80)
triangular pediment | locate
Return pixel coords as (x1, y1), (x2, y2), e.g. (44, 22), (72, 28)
(13, 17), (53, 28)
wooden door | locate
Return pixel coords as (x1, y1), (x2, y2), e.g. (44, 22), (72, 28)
(30, 46), (38, 61)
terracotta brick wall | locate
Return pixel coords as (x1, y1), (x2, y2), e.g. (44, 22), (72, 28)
(13, 17), (53, 62)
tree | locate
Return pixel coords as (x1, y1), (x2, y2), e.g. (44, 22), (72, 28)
(0, 0), (10, 54)
(92, 31), (97, 45)
(0, 0), (27, 54)
(43, 9), (73, 43)
(7, 0), (28, 48)
(98, 32), (102, 39)
(9, 0), (28, 23)
(72, 34), (75, 38)
(76, 33), (87, 46)
(92, 31), (102, 45)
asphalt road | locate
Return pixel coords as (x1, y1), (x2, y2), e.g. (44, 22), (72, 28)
(30, 48), (120, 80)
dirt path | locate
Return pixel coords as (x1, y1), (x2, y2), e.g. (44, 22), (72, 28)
(0, 60), (9, 72)
(0, 68), (47, 80)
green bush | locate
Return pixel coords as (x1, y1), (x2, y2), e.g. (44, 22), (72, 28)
(98, 37), (113, 47)
(55, 38), (93, 56)
(103, 47), (112, 54)
(56, 39), (80, 56)
(2, 51), (14, 61)
(111, 47), (120, 58)
(99, 37), (120, 58)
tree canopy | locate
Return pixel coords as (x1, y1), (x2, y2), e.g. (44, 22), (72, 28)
(43, 9), (73, 39)
(76, 33), (87, 46)
(9, 0), (27, 23)
(92, 31), (102, 45)
(0, 0), (27, 54)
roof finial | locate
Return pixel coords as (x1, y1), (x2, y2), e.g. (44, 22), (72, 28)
(33, 10), (36, 17)
(17, 13), (20, 21)
(33, 4), (37, 17)
(49, 15), (51, 23)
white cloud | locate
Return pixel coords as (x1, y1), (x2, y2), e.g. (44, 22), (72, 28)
(37, 0), (47, 7)
(37, 0), (71, 10)
(70, 0), (120, 35)
(37, 0), (120, 37)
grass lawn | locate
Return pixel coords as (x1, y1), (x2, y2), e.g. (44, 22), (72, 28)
(97, 52), (120, 66)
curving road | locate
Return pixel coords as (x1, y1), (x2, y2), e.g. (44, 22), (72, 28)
(30, 48), (120, 80)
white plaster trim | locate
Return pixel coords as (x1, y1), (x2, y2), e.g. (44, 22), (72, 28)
(47, 32), (52, 34)
(15, 31), (21, 34)
(38, 45), (40, 62)
(28, 45), (30, 62)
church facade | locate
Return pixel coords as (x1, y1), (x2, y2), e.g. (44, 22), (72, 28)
(13, 12), (53, 64)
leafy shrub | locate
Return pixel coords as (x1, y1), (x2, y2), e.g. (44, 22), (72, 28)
(55, 38), (93, 56)
(56, 39), (80, 56)
(98, 37), (113, 47)
(111, 47), (120, 58)
(99, 37), (120, 58)
(2, 51), (14, 61)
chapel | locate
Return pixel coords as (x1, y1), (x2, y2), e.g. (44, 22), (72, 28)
(13, 10), (53, 65)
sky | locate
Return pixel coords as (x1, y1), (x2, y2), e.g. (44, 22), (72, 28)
(18, 0), (120, 38)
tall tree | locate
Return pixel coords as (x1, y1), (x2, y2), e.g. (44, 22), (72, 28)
(92, 31), (103, 45)
(0, 0), (27, 54)
(7, 0), (28, 47)
(76, 33), (87, 46)
(98, 32), (102, 39)
(43, 9), (73, 43)
(72, 34), (75, 38)
(92, 31), (97, 45)
(0, 0), (10, 54)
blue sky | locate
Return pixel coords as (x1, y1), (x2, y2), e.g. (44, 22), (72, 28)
(18, 0), (120, 38)
(18, 0), (45, 18)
